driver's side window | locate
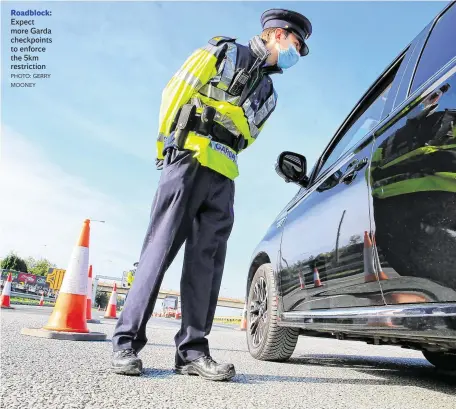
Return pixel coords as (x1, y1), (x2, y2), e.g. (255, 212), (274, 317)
(317, 79), (394, 178)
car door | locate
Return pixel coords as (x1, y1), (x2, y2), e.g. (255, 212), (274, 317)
(369, 3), (456, 306)
(278, 59), (405, 313)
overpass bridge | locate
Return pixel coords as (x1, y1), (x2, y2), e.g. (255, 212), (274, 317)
(93, 276), (244, 309)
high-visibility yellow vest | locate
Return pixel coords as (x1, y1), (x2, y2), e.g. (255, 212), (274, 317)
(156, 36), (281, 180)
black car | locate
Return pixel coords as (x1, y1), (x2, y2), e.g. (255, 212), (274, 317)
(245, 1), (456, 371)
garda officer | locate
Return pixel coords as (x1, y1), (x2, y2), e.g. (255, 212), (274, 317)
(111, 8), (312, 381)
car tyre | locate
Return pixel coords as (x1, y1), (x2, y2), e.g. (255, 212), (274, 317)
(422, 350), (456, 371)
(246, 263), (299, 361)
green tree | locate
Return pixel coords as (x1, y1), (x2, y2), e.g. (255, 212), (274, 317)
(26, 257), (56, 276)
(95, 291), (109, 309)
(349, 234), (362, 246)
(1, 252), (28, 272)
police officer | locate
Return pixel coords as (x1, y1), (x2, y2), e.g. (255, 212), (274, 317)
(111, 8), (312, 381)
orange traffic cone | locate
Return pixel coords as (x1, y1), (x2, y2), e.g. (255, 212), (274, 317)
(298, 272), (305, 289)
(39, 294), (44, 307)
(87, 265), (93, 319)
(239, 303), (247, 331)
(86, 265), (100, 323)
(313, 267), (322, 287)
(44, 220), (90, 332)
(21, 220), (106, 341)
(371, 234), (389, 281)
(1, 272), (14, 309)
(104, 283), (118, 319)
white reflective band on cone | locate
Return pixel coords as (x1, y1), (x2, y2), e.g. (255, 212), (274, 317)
(2, 280), (12, 295)
(59, 246), (89, 295)
(108, 290), (117, 306)
(87, 277), (92, 300)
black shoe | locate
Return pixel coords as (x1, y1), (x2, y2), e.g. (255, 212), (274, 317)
(175, 355), (236, 381)
(111, 349), (143, 376)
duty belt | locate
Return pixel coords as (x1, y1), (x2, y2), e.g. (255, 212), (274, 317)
(168, 104), (246, 153)
(196, 117), (246, 153)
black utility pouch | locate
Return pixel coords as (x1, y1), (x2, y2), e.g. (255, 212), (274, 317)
(174, 104), (197, 149)
(194, 106), (217, 136)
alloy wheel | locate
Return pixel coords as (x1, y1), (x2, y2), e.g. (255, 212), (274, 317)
(249, 276), (268, 348)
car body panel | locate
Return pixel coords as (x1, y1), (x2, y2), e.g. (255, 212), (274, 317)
(279, 303), (456, 351)
(370, 68), (456, 306)
(246, 1), (456, 353)
(278, 137), (384, 312)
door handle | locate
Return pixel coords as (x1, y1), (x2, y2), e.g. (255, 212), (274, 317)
(340, 158), (368, 184)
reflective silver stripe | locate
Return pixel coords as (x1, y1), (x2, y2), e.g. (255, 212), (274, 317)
(191, 94), (241, 137)
(253, 91), (277, 126)
(219, 43), (237, 91)
(158, 133), (166, 142)
(199, 84), (240, 104)
(201, 44), (219, 55)
(174, 69), (202, 89)
(214, 111), (241, 137)
(242, 98), (260, 139)
(210, 141), (238, 164)
(190, 97), (204, 109)
(192, 95), (241, 137)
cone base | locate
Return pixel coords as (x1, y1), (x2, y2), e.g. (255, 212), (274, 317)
(20, 327), (107, 341)
(103, 316), (118, 320)
(1, 305), (14, 309)
(87, 319), (101, 324)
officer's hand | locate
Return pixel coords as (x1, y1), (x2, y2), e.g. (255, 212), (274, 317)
(155, 159), (164, 170)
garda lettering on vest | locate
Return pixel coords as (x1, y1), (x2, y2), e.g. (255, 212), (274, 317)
(210, 141), (237, 163)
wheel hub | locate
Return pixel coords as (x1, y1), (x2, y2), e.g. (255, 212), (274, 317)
(249, 277), (268, 348)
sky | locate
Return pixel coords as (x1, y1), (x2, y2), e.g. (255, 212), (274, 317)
(0, 1), (448, 315)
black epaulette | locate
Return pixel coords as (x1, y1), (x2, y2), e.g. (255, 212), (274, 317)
(208, 36), (237, 46)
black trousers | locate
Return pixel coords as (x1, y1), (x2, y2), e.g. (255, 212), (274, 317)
(112, 148), (235, 362)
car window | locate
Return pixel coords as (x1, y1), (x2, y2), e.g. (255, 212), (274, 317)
(410, 3), (456, 94)
(317, 81), (393, 177)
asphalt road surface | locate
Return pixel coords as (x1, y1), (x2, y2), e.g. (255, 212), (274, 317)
(1, 305), (455, 409)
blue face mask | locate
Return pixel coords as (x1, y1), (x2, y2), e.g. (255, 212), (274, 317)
(277, 44), (300, 69)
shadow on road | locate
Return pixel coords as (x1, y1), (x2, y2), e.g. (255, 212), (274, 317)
(140, 368), (176, 379)
(105, 350), (455, 394)
(233, 355), (455, 395)
(246, 354), (456, 395)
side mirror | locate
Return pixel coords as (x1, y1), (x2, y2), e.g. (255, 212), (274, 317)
(275, 151), (309, 188)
